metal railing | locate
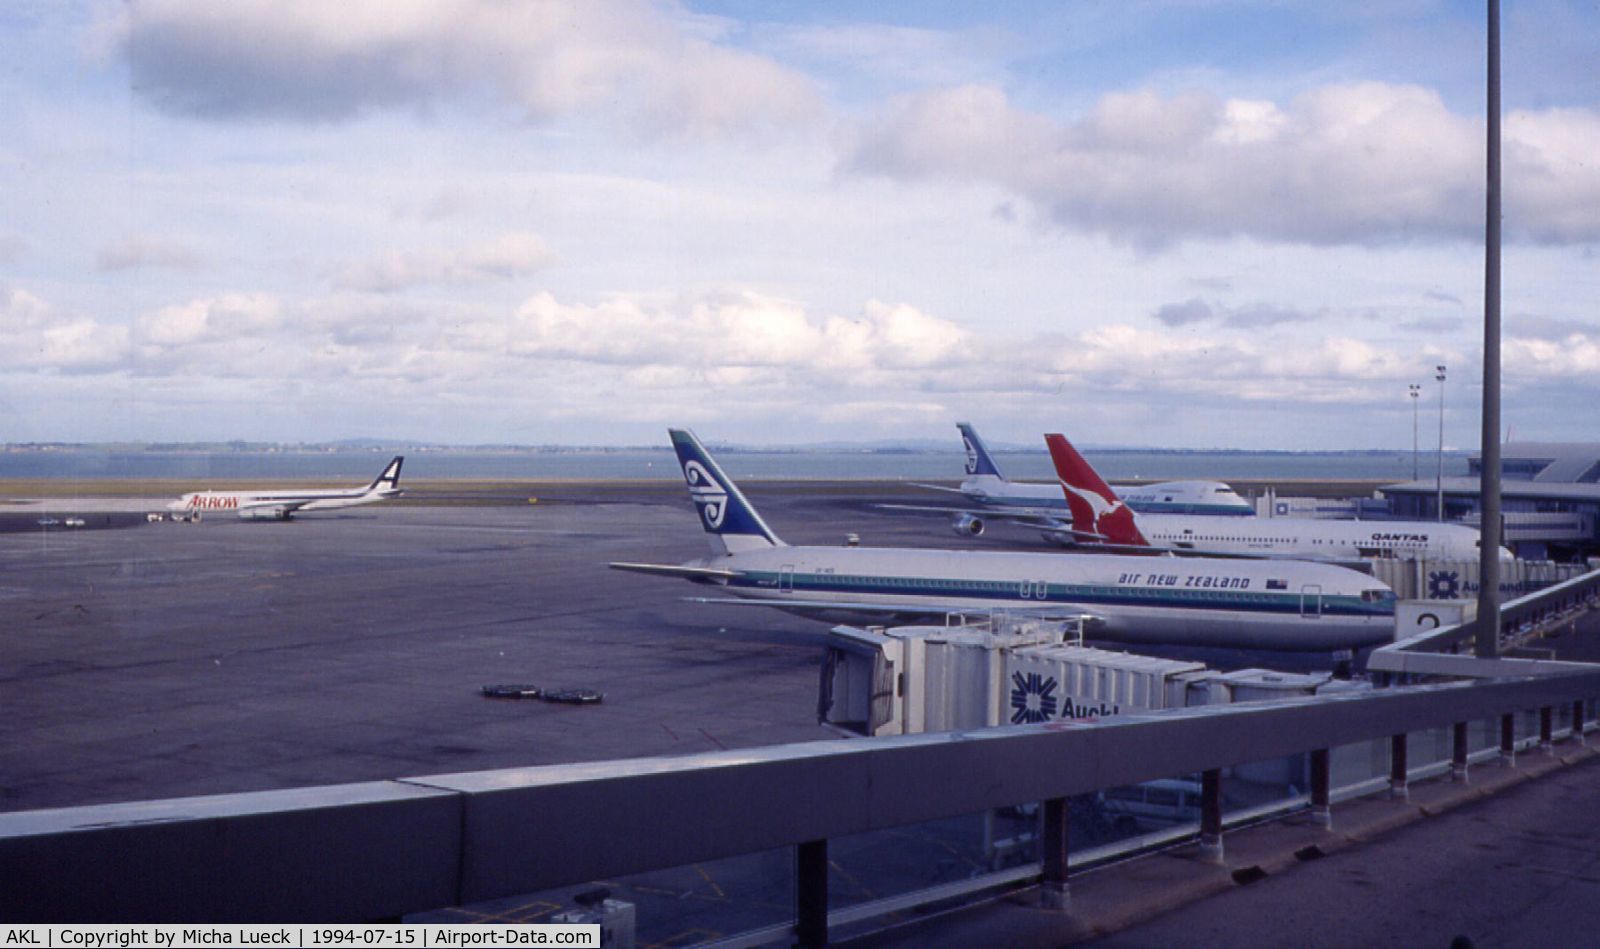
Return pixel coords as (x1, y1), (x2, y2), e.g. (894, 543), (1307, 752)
(1370, 567), (1600, 676)
(4, 662), (1599, 938)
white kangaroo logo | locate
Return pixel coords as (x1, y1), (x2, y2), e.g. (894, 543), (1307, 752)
(1061, 482), (1124, 528)
(684, 460), (728, 529)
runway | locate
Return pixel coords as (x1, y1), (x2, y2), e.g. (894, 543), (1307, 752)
(0, 482), (995, 813)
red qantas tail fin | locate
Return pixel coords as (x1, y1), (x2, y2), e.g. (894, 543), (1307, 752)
(1044, 434), (1148, 547)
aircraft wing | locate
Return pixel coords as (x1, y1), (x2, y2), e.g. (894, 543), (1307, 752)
(876, 502), (1074, 528)
(236, 499), (313, 519)
(685, 594), (1106, 627)
(608, 561), (743, 582)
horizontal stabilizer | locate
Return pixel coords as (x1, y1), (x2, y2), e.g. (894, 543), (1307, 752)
(876, 502), (981, 515)
(907, 483), (968, 494)
(608, 562), (742, 581)
(1035, 523), (1113, 543)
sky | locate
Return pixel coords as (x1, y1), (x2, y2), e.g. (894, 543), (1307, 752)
(2, 1), (1597, 449)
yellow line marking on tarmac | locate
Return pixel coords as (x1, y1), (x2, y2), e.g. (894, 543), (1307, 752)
(695, 863), (727, 900)
(433, 899), (560, 923)
(891, 825), (989, 873)
(828, 858), (875, 899)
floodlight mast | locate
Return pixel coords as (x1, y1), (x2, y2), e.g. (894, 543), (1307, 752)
(1477, 0), (1502, 658)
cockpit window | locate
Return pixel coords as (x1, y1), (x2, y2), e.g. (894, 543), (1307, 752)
(1361, 589), (1394, 603)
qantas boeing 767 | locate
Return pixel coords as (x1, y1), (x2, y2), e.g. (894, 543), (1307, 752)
(1043, 433), (1510, 563)
(610, 430), (1398, 652)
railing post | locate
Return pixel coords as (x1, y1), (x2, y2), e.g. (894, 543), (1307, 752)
(1389, 733), (1409, 800)
(1500, 713), (1516, 767)
(1575, 699), (1588, 745)
(1039, 796), (1070, 911)
(1198, 768), (1224, 864)
(1309, 748), (1332, 829)
(1540, 706), (1555, 755)
(1451, 722), (1470, 783)
(796, 839), (828, 948)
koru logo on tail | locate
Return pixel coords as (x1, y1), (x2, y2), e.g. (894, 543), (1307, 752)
(962, 436), (979, 475)
(684, 460), (728, 529)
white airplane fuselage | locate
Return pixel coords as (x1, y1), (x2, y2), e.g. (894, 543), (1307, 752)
(170, 488), (396, 519)
(1133, 515), (1506, 562)
(960, 474), (1256, 518)
(685, 544), (1397, 652)
(167, 456), (404, 521)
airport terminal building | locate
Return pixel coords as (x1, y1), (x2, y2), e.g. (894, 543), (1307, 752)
(1381, 442), (1600, 559)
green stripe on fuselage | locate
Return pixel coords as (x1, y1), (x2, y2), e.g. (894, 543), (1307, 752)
(728, 571), (1390, 617)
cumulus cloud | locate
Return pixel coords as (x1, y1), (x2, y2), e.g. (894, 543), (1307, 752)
(336, 233), (554, 292)
(96, 235), (204, 272)
(135, 293), (282, 347)
(0, 286), (130, 372)
(842, 81), (1600, 247)
(465, 291), (970, 375)
(1507, 332), (1600, 379)
(99, 0), (822, 138)
(16, 282), (1600, 441)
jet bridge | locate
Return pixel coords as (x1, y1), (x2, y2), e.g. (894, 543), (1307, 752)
(818, 614), (1365, 738)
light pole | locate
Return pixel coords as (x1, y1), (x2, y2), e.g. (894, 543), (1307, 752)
(1409, 384), (1421, 481)
(1477, 0), (1503, 658)
(1435, 365), (1447, 521)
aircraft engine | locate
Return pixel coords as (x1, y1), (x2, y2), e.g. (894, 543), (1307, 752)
(238, 507), (292, 522)
(951, 513), (985, 537)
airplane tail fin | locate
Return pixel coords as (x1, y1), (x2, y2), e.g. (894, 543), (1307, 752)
(1044, 434), (1147, 546)
(957, 422), (1006, 479)
(368, 456), (404, 495)
(669, 429), (785, 556)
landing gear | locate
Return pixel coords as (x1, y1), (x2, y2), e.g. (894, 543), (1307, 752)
(1331, 649), (1354, 679)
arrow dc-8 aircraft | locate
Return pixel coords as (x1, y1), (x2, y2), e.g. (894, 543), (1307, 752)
(168, 456), (403, 522)
(885, 422), (1254, 541)
(610, 430), (1398, 652)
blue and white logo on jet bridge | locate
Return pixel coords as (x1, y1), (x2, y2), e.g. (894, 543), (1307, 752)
(1428, 570), (1461, 599)
(1010, 671), (1059, 724)
(684, 460), (728, 530)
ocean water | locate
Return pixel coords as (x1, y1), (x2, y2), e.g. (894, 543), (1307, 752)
(0, 448), (1469, 482)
